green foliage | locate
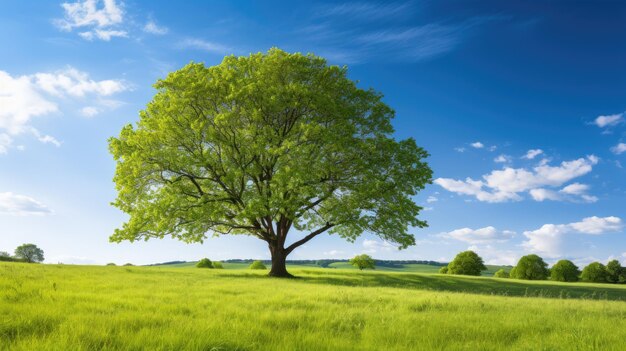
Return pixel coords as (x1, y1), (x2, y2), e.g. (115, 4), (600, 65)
(212, 261), (224, 269)
(249, 260), (267, 270)
(196, 258), (214, 268)
(123, 263), (134, 267)
(510, 255), (549, 280)
(581, 262), (608, 283)
(108, 48), (432, 276)
(550, 260), (580, 282)
(494, 269), (509, 278)
(605, 260), (623, 284)
(438, 266), (448, 274)
(106, 263), (117, 266)
(349, 254), (375, 270)
(14, 243), (44, 263)
(446, 251), (486, 276)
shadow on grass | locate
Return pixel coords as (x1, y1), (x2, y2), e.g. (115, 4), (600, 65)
(288, 270), (626, 301)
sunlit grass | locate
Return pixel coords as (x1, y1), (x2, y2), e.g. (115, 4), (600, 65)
(2, 262), (626, 350)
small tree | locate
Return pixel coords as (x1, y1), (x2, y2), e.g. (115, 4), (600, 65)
(14, 244), (44, 263)
(550, 260), (580, 282)
(446, 250), (486, 276)
(349, 254), (375, 270)
(249, 260), (267, 270)
(438, 266), (448, 274)
(106, 263), (117, 266)
(123, 263), (134, 266)
(581, 262), (607, 283)
(510, 254), (549, 280)
(212, 261), (224, 269)
(196, 258), (214, 268)
(494, 269), (509, 278)
(605, 260), (623, 284)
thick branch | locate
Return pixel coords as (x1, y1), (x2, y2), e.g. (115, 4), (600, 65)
(285, 223), (334, 254)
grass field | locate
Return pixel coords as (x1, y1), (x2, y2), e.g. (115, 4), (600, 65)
(3, 262), (626, 350)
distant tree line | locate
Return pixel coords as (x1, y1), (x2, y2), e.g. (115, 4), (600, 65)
(441, 250), (626, 284)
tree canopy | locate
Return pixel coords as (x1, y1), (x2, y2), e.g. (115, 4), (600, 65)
(446, 250), (486, 276)
(14, 244), (44, 263)
(510, 254), (549, 280)
(349, 254), (375, 270)
(605, 260), (623, 284)
(494, 269), (509, 278)
(550, 260), (580, 282)
(108, 48), (432, 277)
(196, 258), (213, 268)
(581, 262), (607, 283)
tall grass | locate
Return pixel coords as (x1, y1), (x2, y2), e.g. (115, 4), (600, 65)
(2, 262), (626, 350)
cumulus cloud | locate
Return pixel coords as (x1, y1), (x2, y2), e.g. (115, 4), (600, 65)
(0, 192), (52, 216)
(0, 68), (127, 152)
(611, 143), (626, 155)
(143, 20), (168, 35)
(594, 113), (624, 128)
(441, 226), (515, 244)
(494, 154), (511, 163)
(55, 0), (127, 41)
(470, 141), (484, 149)
(522, 149), (543, 160)
(522, 216), (623, 257)
(435, 155), (599, 203)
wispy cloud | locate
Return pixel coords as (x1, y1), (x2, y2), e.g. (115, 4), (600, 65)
(0, 192), (52, 216)
(317, 2), (413, 20)
(143, 20), (168, 35)
(180, 38), (233, 55)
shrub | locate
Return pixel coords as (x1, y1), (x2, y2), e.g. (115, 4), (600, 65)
(349, 254), (375, 270)
(123, 263), (134, 266)
(494, 269), (509, 278)
(196, 258), (213, 268)
(106, 263), (117, 266)
(510, 254), (549, 280)
(581, 262), (607, 283)
(249, 260), (267, 270)
(606, 260), (623, 284)
(438, 266), (448, 274)
(212, 261), (224, 269)
(446, 251), (486, 276)
(550, 260), (580, 282)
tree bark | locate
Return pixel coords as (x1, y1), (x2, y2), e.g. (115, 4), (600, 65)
(268, 244), (292, 278)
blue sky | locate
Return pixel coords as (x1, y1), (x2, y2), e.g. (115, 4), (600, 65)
(1, 0), (625, 266)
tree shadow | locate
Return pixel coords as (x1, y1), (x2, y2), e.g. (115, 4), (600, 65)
(291, 269), (626, 301)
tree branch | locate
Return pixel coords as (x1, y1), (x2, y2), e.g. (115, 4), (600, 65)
(285, 223), (334, 254)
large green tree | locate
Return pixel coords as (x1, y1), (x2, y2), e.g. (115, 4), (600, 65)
(510, 254), (549, 280)
(109, 49), (432, 277)
(550, 260), (580, 282)
(446, 250), (486, 276)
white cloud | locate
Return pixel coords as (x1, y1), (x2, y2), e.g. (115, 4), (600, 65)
(0, 192), (52, 216)
(560, 183), (589, 195)
(523, 149), (543, 160)
(362, 239), (395, 254)
(454, 147), (466, 153)
(441, 226), (515, 244)
(594, 113), (624, 128)
(80, 106), (99, 117)
(180, 38), (232, 54)
(56, 0), (127, 41)
(470, 141), (484, 149)
(435, 155), (599, 203)
(494, 154), (511, 163)
(611, 143), (626, 155)
(0, 68), (127, 152)
(522, 216), (623, 257)
(467, 244), (519, 266)
(143, 20), (168, 35)
(426, 196), (438, 203)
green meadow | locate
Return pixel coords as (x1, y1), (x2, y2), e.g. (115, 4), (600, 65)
(3, 262), (626, 350)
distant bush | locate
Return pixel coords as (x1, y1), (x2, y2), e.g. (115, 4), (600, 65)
(510, 254), (549, 280)
(438, 266), (448, 274)
(550, 260), (580, 282)
(605, 260), (624, 284)
(581, 262), (607, 283)
(197, 258), (214, 268)
(349, 254), (375, 270)
(446, 251), (486, 276)
(212, 261), (224, 269)
(123, 263), (134, 266)
(249, 260), (267, 270)
(106, 263), (117, 266)
(494, 269), (509, 278)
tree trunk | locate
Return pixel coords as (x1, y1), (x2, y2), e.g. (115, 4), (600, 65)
(268, 244), (292, 278)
